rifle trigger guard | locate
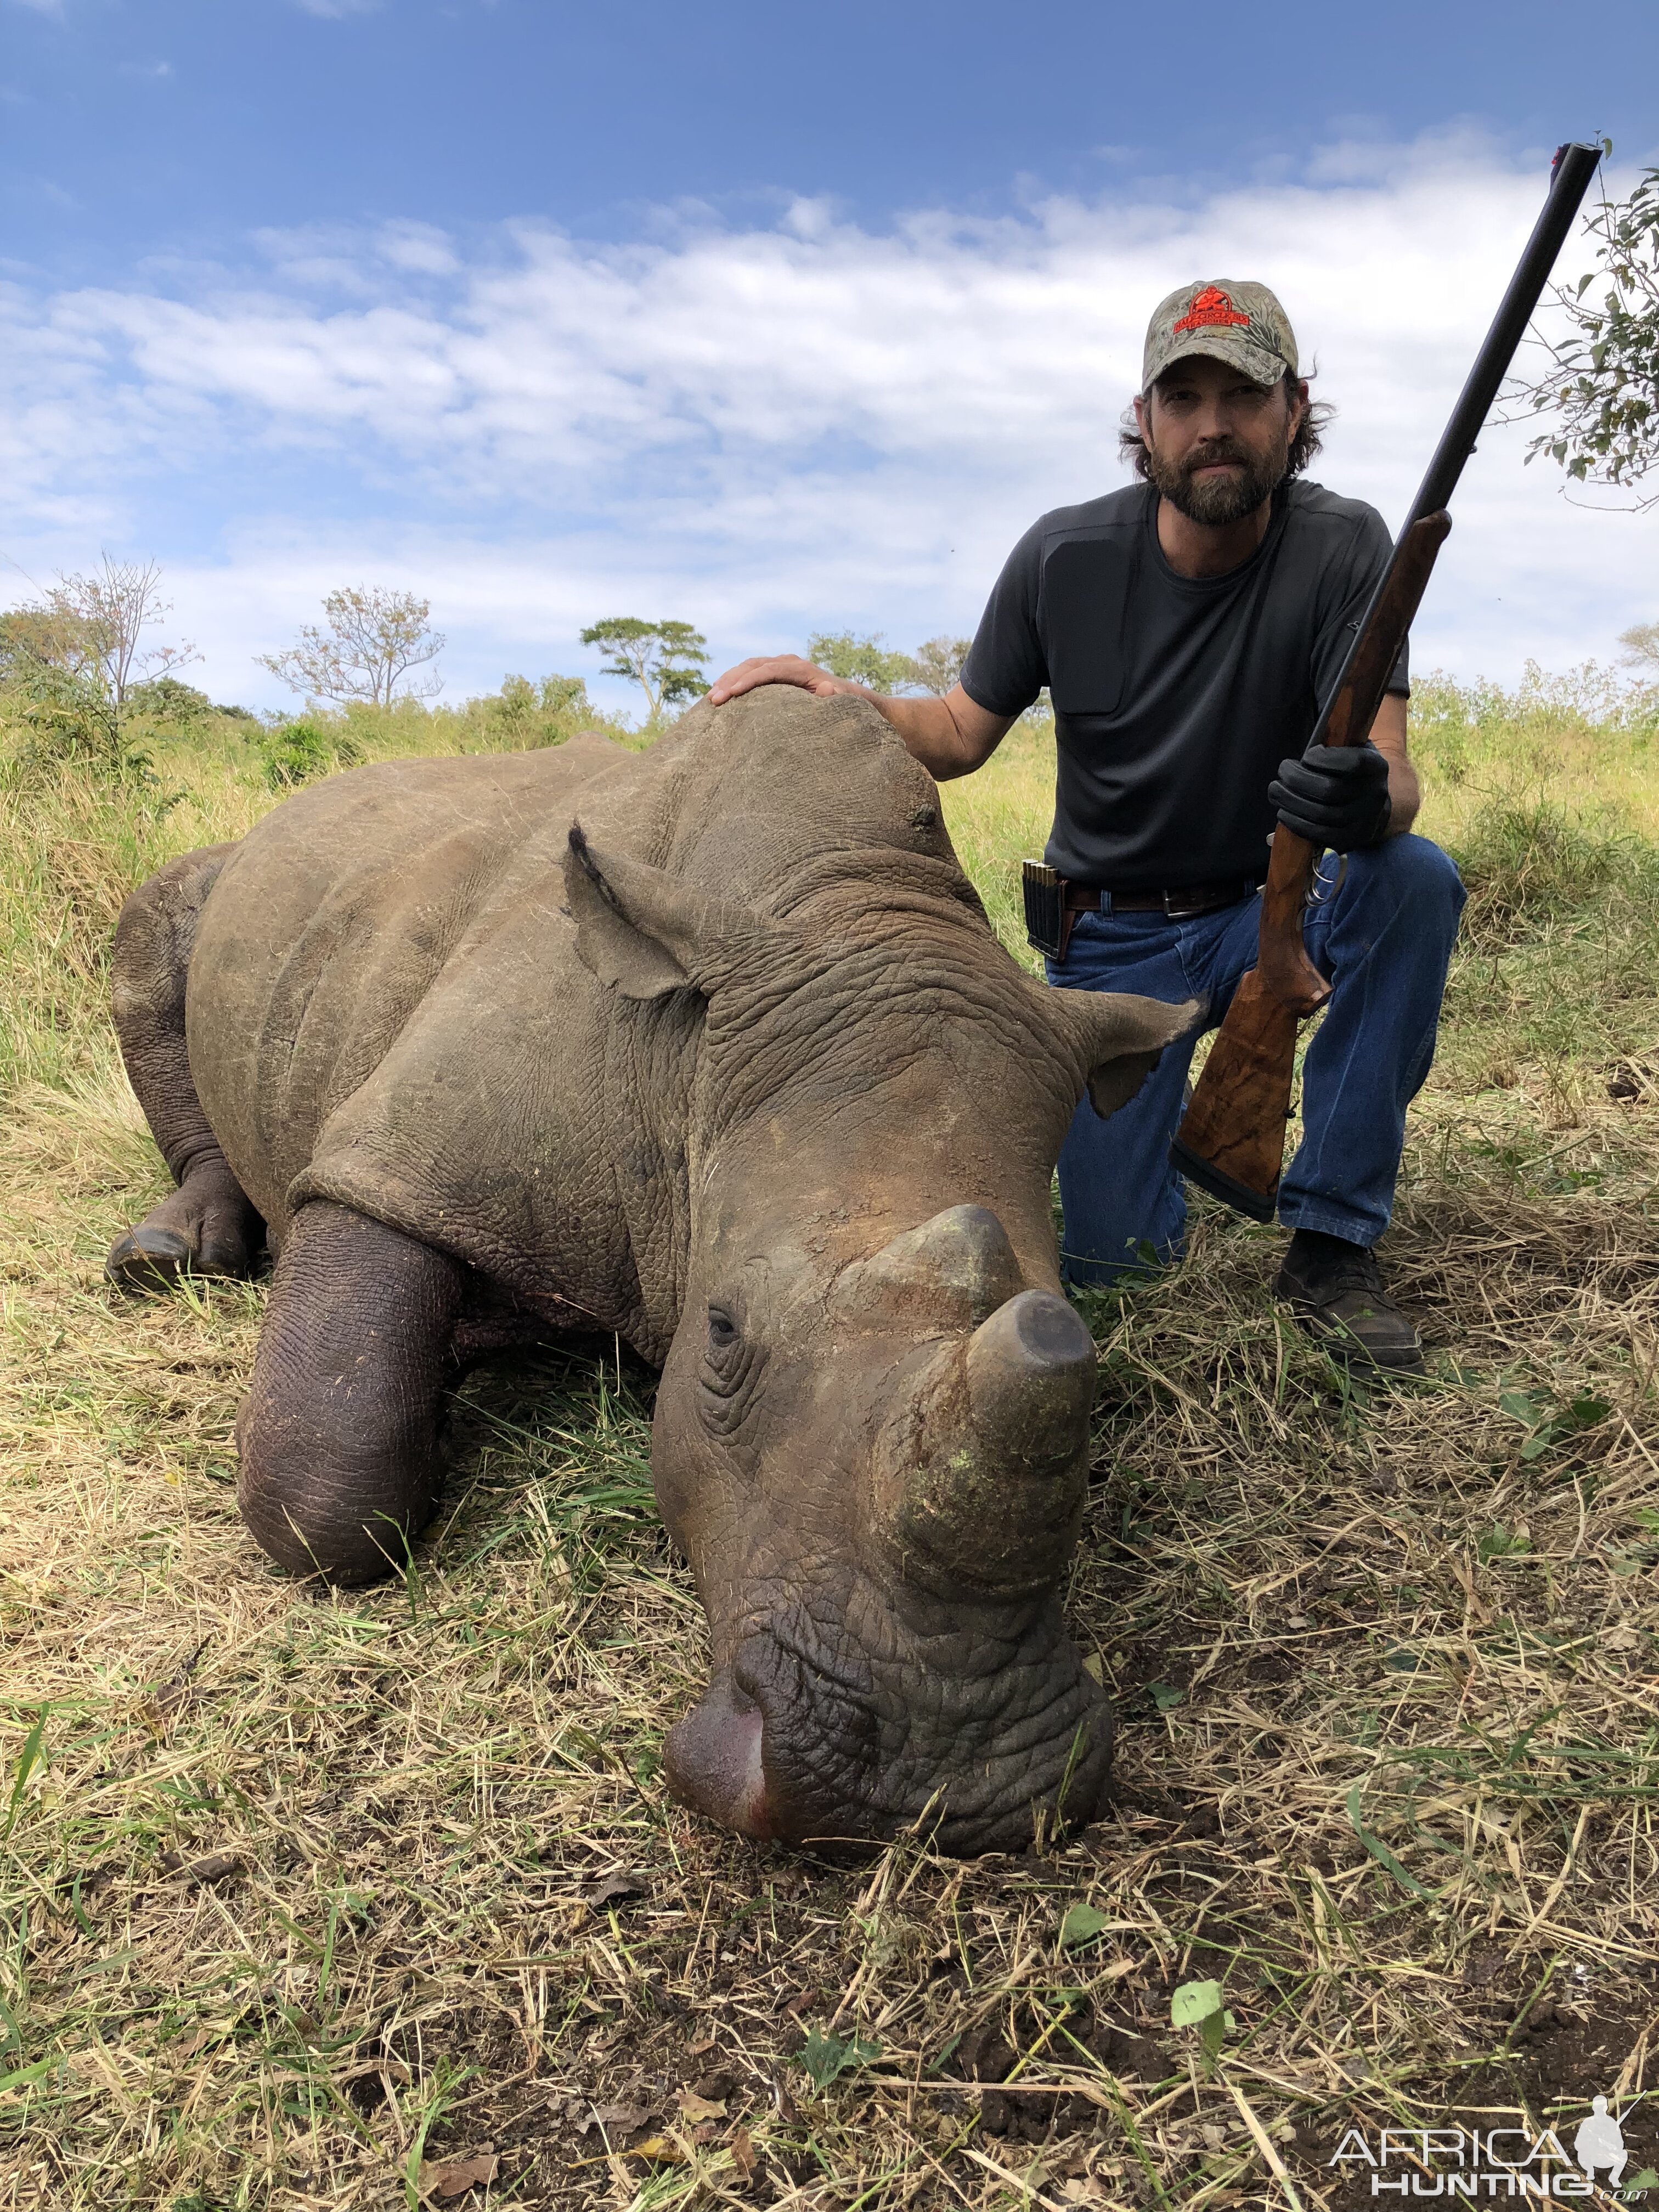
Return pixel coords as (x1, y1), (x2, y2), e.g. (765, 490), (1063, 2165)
(1306, 853), (1347, 909)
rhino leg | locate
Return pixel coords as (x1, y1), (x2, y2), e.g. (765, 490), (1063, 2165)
(107, 844), (265, 1292)
(236, 1201), (464, 1585)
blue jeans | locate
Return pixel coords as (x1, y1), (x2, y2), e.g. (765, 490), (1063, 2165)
(1046, 834), (1466, 1286)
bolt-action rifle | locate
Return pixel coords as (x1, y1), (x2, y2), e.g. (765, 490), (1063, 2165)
(1169, 140), (1603, 1221)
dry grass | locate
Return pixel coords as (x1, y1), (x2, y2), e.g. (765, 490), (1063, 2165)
(2, 690), (1657, 2210)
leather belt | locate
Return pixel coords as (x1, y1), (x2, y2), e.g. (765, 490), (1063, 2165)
(1064, 878), (1259, 921)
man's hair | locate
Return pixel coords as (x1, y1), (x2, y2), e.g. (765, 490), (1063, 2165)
(1118, 367), (1334, 481)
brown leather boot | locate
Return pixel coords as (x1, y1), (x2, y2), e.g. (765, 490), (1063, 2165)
(1275, 1229), (1424, 1373)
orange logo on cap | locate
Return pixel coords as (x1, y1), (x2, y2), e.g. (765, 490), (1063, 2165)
(1173, 285), (1251, 334)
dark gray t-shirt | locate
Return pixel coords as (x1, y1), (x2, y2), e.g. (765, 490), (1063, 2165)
(959, 478), (1409, 889)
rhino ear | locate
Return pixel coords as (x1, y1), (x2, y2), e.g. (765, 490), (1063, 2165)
(563, 825), (772, 1001)
(1046, 988), (1206, 1119)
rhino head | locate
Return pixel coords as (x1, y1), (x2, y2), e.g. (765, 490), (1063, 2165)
(566, 825), (1198, 1854)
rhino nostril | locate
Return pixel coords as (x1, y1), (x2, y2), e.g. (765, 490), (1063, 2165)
(663, 1672), (773, 1838)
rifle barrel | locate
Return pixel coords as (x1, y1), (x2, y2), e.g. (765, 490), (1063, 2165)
(1305, 140), (1601, 753)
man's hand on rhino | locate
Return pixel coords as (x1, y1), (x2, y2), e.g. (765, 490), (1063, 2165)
(707, 656), (1015, 785)
(707, 654), (860, 705)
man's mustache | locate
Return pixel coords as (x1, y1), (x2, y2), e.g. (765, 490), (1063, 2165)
(1180, 439), (1255, 476)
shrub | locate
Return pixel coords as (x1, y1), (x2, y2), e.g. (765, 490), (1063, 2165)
(1450, 793), (1651, 948)
(4, 663), (164, 789)
(487, 673), (589, 748)
(125, 675), (215, 726)
(252, 716), (362, 791)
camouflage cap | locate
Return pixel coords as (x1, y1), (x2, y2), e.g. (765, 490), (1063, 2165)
(1141, 279), (1299, 393)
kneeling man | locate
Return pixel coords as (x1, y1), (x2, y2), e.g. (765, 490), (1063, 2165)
(710, 280), (1465, 1372)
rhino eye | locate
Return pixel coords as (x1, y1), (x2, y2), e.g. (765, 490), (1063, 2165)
(700, 1305), (759, 1430)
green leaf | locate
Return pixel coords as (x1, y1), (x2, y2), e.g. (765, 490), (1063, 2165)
(1346, 1780), (1438, 1899)
(798, 2027), (881, 2094)
(1149, 1682), (1183, 1712)
(1059, 1904), (1110, 1950)
(0, 2057), (57, 2096)
(1499, 1389), (1547, 1429)
(1170, 1978), (1224, 2031)
(1478, 1522), (1532, 1561)
(2, 1710), (47, 1843)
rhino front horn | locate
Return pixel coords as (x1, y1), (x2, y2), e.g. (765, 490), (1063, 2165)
(878, 1290), (1098, 1595)
(966, 1290), (1097, 1476)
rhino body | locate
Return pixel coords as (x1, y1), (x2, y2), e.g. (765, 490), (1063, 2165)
(108, 687), (1195, 1852)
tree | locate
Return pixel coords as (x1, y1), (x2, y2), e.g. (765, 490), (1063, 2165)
(579, 618), (708, 724)
(909, 635), (972, 696)
(258, 587), (446, 707)
(0, 603), (100, 685)
(1, 557), (196, 778)
(1508, 159), (1659, 506)
(1620, 619), (1659, 669)
(1, 557), (196, 703)
(806, 631), (921, 692)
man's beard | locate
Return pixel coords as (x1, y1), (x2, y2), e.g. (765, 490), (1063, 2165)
(1146, 433), (1288, 526)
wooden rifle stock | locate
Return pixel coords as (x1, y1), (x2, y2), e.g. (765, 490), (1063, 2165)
(1168, 136), (1601, 1223)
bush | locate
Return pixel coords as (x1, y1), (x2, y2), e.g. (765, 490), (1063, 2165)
(252, 716), (363, 791)
(125, 675), (215, 727)
(3, 664), (163, 788)
(486, 673), (589, 748)
(1451, 793), (1651, 948)
(1412, 660), (1659, 792)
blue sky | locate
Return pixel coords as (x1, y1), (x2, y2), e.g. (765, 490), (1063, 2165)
(3, 0), (1657, 715)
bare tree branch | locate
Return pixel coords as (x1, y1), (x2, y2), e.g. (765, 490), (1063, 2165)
(258, 587), (446, 707)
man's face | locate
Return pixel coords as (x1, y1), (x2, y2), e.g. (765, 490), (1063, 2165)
(1134, 355), (1307, 526)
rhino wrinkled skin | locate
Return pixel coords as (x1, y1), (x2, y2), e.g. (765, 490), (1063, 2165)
(108, 687), (1199, 1853)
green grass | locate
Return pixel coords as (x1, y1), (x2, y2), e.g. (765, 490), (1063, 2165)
(1, 670), (1656, 2209)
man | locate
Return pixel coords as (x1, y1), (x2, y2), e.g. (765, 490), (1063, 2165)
(708, 279), (1465, 1371)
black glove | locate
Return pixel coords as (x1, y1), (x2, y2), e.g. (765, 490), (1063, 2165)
(1269, 742), (1392, 851)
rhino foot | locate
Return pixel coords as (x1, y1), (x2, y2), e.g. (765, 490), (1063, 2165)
(106, 1170), (264, 1295)
(235, 1201), (463, 1585)
(106, 1223), (193, 1293)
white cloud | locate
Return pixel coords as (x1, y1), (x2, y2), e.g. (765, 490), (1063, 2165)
(1, 133), (1652, 710)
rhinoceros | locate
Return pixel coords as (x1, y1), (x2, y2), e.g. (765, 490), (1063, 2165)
(106, 686), (1197, 1852)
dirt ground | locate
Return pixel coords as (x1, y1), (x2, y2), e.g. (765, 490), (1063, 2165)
(2, 1053), (1656, 2209)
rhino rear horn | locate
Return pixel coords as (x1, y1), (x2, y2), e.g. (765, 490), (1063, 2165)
(563, 826), (777, 1001)
(839, 1204), (1024, 1328)
(1042, 986), (1207, 1120)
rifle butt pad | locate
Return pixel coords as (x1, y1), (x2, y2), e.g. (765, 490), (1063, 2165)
(1167, 1135), (1278, 1222)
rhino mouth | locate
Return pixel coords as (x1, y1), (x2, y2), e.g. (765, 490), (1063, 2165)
(663, 1587), (1114, 1854)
